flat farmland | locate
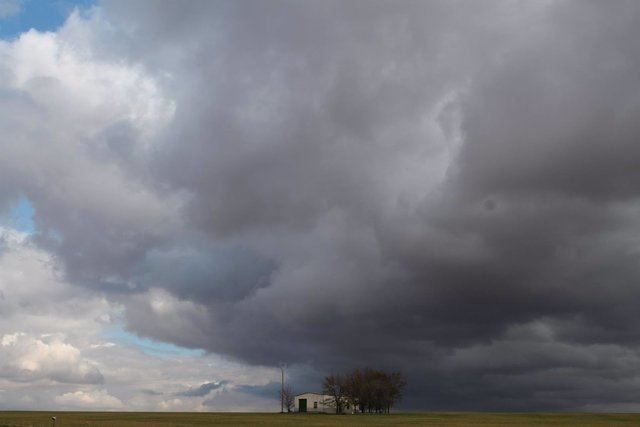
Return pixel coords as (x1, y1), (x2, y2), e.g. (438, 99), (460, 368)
(2, 412), (640, 426)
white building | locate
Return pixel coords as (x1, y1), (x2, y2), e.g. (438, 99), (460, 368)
(294, 392), (333, 413)
(294, 392), (353, 413)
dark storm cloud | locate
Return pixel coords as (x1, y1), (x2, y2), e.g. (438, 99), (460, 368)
(457, 3), (640, 201)
(10, 0), (640, 410)
(135, 241), (275, 302)
(101, 0), (640, 409)
(234, 382), (281, 400)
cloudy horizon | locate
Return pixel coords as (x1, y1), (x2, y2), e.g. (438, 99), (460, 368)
(2, 0), (640, 412)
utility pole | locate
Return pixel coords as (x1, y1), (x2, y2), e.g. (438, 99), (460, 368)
(280, 364), (285, 413)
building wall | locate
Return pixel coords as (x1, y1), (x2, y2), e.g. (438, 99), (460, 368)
(294, 393), (334, 413)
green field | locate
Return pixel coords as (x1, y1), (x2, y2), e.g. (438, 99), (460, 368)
(2, 412), (640, 427)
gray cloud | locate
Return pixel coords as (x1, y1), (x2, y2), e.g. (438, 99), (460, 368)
(0, 0), (20, 19)
(234, 382), (281, 400)
(3, 0), (640, 411)
(139, 389), (163, 396)
(176, 381), (229, 397)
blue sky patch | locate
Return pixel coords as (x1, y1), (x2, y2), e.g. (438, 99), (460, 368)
(0, 0), (96, 40)
(105, 324), (205, 358)
(6, 196), (35, 233)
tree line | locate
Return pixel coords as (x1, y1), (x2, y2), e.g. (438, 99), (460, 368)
(323, 368), (406, 414)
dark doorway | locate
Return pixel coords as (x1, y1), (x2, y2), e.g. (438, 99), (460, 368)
(299, 398), (307, 412)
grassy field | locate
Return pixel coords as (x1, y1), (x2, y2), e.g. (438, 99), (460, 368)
(2, 412), (640, 427)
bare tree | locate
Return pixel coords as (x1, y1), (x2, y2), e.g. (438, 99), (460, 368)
(323, 373), (347, 414)
(281, 384), (295, 412)
(385, 371), (407, 413)
(344, 368), (364, 413)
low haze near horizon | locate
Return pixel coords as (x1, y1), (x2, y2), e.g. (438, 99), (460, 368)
(2, 0), (640, 412)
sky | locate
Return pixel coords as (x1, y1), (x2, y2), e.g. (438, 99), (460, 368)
(2, 0), (640, 412)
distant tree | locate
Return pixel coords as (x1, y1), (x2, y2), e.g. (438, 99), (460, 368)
(368, 368), (385, 413)
(385, 371), (406, 413)
(338, 368), (406, 414)
(344, 368), (364, 413)
(322, 373), (347, 414)
(281, 384), (295, 412)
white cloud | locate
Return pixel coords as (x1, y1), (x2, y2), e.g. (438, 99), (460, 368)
(0, 227), (110, 338)
(0, 12), (183, 252)
(158, 398), (185, 411)
(0, 226), (27, 244)
(55, 389), (123, 410)
(0, 333), (103, 384)
(3, 20), (175, 141)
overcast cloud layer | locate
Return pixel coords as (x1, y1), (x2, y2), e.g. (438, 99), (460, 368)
(2, 0), (640, 411)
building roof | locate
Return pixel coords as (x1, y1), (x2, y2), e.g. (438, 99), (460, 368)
(295, 392), (327, 397)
